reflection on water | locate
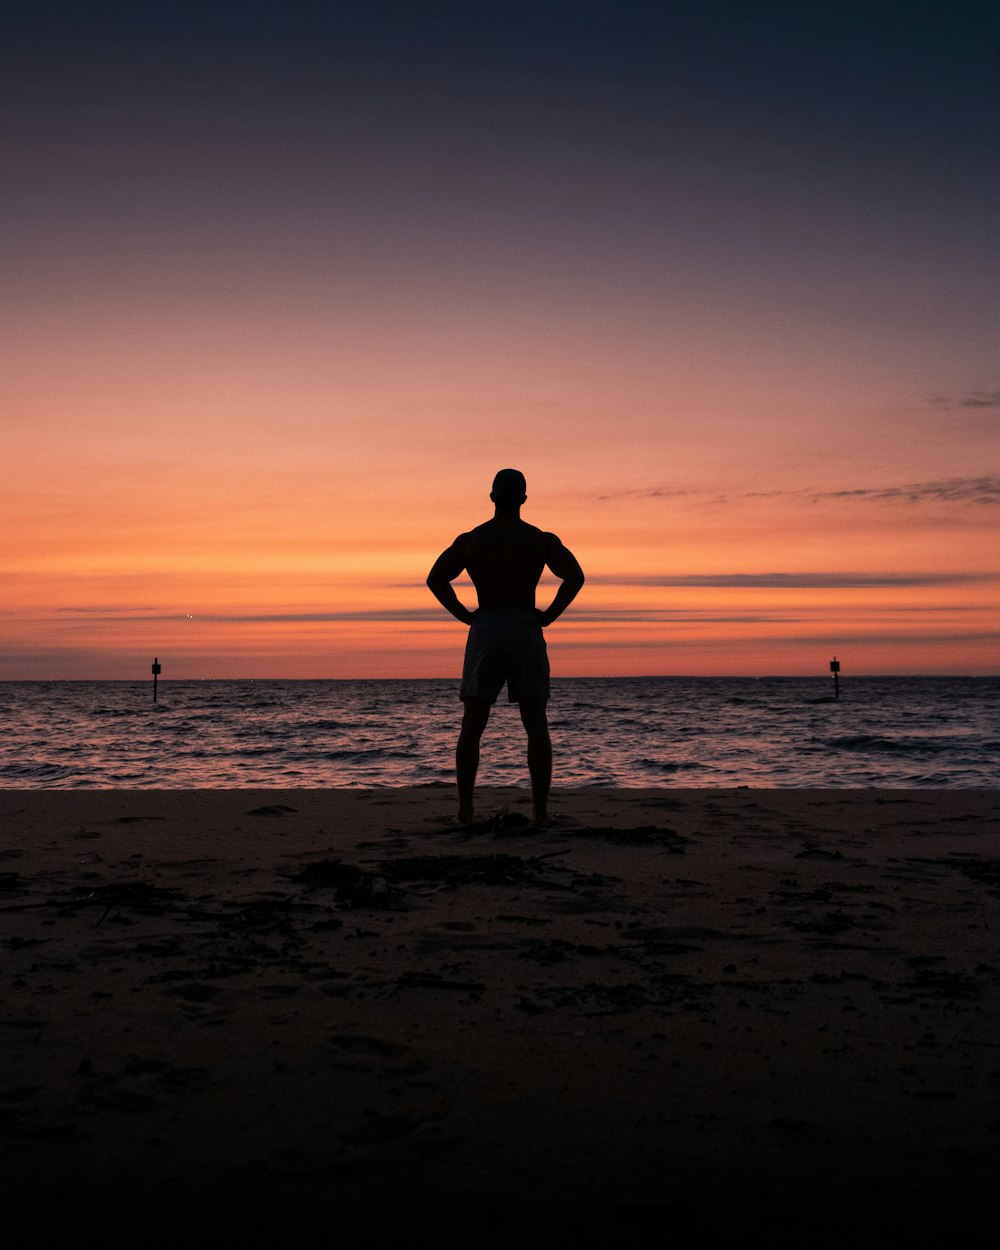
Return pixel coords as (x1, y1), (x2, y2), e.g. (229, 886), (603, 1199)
(0, 676), (997, 788)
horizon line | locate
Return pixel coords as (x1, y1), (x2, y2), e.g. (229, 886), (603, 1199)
(2, 673), (995, 683)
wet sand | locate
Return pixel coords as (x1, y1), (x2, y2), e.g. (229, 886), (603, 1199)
(1, 787), (998, 1247)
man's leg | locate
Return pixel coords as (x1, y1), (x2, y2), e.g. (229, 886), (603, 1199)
(518, 698), (552, 827)
(457, 697), (491, 824)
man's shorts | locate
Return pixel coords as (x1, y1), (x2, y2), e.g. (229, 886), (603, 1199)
(459, 608), (550, 703)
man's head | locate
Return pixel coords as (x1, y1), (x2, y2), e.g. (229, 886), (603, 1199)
(490, 468), (527, 510)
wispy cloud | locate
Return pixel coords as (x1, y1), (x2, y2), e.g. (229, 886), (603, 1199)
(593, 488), (698, 502)
(584, 572), (994, 589)
(816, 477), (1000, 505)
(959, 390), (1000, 408)
(924, 389), (1000, 410)
(90, 609), (453, 623)
(557, 629), (1000, 651)
(55, 605), (161, 614)
(44, 606), (796, 625)
(598, 476), (1000, 508)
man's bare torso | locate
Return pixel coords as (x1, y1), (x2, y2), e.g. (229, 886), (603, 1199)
(460, 517), (549, 610)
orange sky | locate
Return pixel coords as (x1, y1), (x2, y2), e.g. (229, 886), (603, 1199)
(2, 4), (998, 679)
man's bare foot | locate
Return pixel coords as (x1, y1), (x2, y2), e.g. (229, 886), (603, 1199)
(458, 804), (475, 825)
(532, 809), (551, 830)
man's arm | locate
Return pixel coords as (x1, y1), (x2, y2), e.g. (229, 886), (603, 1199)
(426, 535), (477, 626)
(537, 533), (585, 627)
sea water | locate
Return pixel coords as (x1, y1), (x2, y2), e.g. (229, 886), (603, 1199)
(1, 677), (997, 788)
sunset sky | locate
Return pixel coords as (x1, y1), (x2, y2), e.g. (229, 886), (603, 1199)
(3, 0), (998, 679)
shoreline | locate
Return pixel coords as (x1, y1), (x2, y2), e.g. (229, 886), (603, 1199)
(2, 787), (998, 1245)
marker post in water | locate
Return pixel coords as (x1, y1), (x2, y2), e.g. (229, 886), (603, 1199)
(830, 656), (840, 700)
(152, 656), (161, 703)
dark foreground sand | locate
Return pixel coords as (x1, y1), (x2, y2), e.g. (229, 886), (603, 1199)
(1, 787), (999, 1247)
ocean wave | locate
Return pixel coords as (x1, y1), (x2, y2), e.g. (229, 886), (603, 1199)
(818, 734), (951, 754)
(2, 676), (997, 787)
(0, 761), (75, 781)
(634, 757), (707, 773)
(323, 748), (420, 762)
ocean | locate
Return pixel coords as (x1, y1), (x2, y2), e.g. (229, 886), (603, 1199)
(1, 676), (997, 789)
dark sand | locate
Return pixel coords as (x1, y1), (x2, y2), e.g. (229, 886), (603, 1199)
(2, 788), (998, 1247)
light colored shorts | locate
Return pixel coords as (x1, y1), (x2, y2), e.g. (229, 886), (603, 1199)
(459, 608), (550, 703)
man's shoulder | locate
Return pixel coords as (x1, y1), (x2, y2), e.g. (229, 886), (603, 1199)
(464, 521), (492, 542)
(465, 519), (557, 547)
(468, 518), (543, 538)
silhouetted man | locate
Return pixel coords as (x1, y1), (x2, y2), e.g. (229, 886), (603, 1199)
(427, 469), (585, 826)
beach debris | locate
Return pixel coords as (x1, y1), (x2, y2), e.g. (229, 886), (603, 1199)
(459, 807), (533, 835)
(903, 855), (1000, 896)
(289, 851), (577, 905)
(285, 859), (394, 908)
(540, 980), (650, 1015)
(246, 804), (298, 817)
(164, 982), (220, 1003)
(903, 966), (982, 1002)
(518, 938), (583, 964)
(780, 911), (855, 935)
(58, 881), (186, 921)
(327, 1034), (409, 1059)
(396, 970), (485, 992)
(566, 826), (689, 852)
(619, 925), (710, 954)
(218, 896), (325, 930)
(380, 851), (574, 890)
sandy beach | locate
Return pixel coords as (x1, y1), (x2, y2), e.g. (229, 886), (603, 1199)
(2, 787), (998, 1246)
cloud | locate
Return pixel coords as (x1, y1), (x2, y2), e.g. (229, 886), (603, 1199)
(819, 477), (1000, 506)
(593, 488), (697, 502)
(556, 629), (1000, 650)
(113, 610), (450, 623)
(600, 476), (1000, 509)
(959, 390), (1000, 408)
(742, 477), (1000, 507)
(924, 389), (1000, 409)
(43, 606), (796, 626)
(585, 572), (993, 589)
(55, 605), (161, 614)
